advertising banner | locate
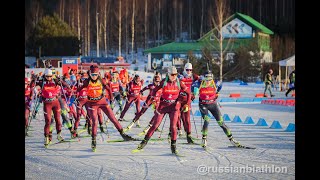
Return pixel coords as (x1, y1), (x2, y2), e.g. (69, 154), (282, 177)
(222, 18), (252, 38)
(62, 57), (79, 75)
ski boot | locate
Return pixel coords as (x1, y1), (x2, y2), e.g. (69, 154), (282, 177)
(91, 137), (97, 152)
(186, 134), (194, 144)
(83, 122), (88, 130)
(137, 138), (149, 150)
(44, 136), (50, 148)
(99, 125), (105, 133)
(87, 124), (92, 135)
(120, 129), (135, 141)
(49, 132), (53, 142)
(136, 120), (141, 128)
(124, 121), (135, 132)
(57, 132), (64, 142)
(25, 127), (28, 136)
(167, 131), (171, 143)
(118, 118), (125, 122)
(62, 120), (68, 128)
(201, 135), (207, 148)
(228, 135), (241, 147)
(71, 129), (78, 139)
(171, 140), (178, 154)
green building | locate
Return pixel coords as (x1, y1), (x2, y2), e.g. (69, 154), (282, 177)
(144, 12), (274, 72)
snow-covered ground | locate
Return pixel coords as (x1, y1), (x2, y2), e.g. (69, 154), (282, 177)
(25, 70), (295, 179)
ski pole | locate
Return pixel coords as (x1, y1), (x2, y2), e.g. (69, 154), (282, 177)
(190, 109), (199, 138)
(158, 114), (168, 138)
(102, 111), (109, 139)
(26, 80), (44, 137)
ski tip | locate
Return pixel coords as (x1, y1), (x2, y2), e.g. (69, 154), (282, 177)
(131, 149), (143, 153)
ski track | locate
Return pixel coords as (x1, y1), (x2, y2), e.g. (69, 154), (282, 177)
(26, 82), (295, 179)
(142, 159), (149, 180)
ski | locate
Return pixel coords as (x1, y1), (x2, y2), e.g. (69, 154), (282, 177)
(131, 148), (144, 153)
(107, 138), (166, 143)
(137, 131), (146, 136)
(229, 145), (256, 149)
(178, 142), (202, 145)
(149, 138), (166, 141)
(77, 129), (87, 135)
(107, 138), (142, 143)
(78, 134), (92, 138)
(46, 139), (79, 147)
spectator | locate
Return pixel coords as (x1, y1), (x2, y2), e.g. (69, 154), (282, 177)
(285, 69), (295, 97)
(264, 69), (275, 97)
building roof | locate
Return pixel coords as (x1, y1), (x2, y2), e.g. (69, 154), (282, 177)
(144, 12), (273, 54)
(143, 42), (206, 53)
(144, 39), (253, 54)
(199, 13), (273, 41)
(235, 13), (274, 35)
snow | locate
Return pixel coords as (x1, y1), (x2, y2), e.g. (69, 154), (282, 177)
(25, 68), (295, 179)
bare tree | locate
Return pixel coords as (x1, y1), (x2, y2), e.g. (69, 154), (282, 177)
(77, 0), (81, 41)
(161, 0), (164, 43)
(96, 0), (99, 57)
(132, 0), (135, 61)
(144, 0), (148, 49)
(210, 0), (232, 81)
(179, 0), (182, 39)
(87, 0), (91, 56)
(119, 0), (122, 57)
(157, 0), (161, 46)
(62, 0), (65, 21)
(200, 0), (204, 37)
(71, 1), (75, 30)
(103, 0), (109, 57)
(189, 0), (192, 39)
(83, 1), (87, 56)
(125, 0), (129, 57)
(174, 0), (177, 40)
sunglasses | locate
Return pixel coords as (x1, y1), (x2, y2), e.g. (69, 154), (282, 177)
(186, 69), (192, 71)
(45, 75), (52, 78)
(170, 74), (177, 76)
(90, 73), (98, 77)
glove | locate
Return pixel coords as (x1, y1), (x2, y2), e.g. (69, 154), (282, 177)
(122, 91), (127, 97)
(191, 94), (195, 101)
(142, 102), (148, 108)
(110, 102), (115, 109)
(151, 102), (156, 110)
(140, 90), (144, 96)
(182, 104), (189, 112)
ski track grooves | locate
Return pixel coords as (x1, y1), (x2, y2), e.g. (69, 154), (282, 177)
(97, 165), (103, 180)
(143, 159), (149, 180)
(204, 146), (221, 167)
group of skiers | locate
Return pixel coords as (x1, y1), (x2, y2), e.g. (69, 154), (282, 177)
(25, 63), (242, 154)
